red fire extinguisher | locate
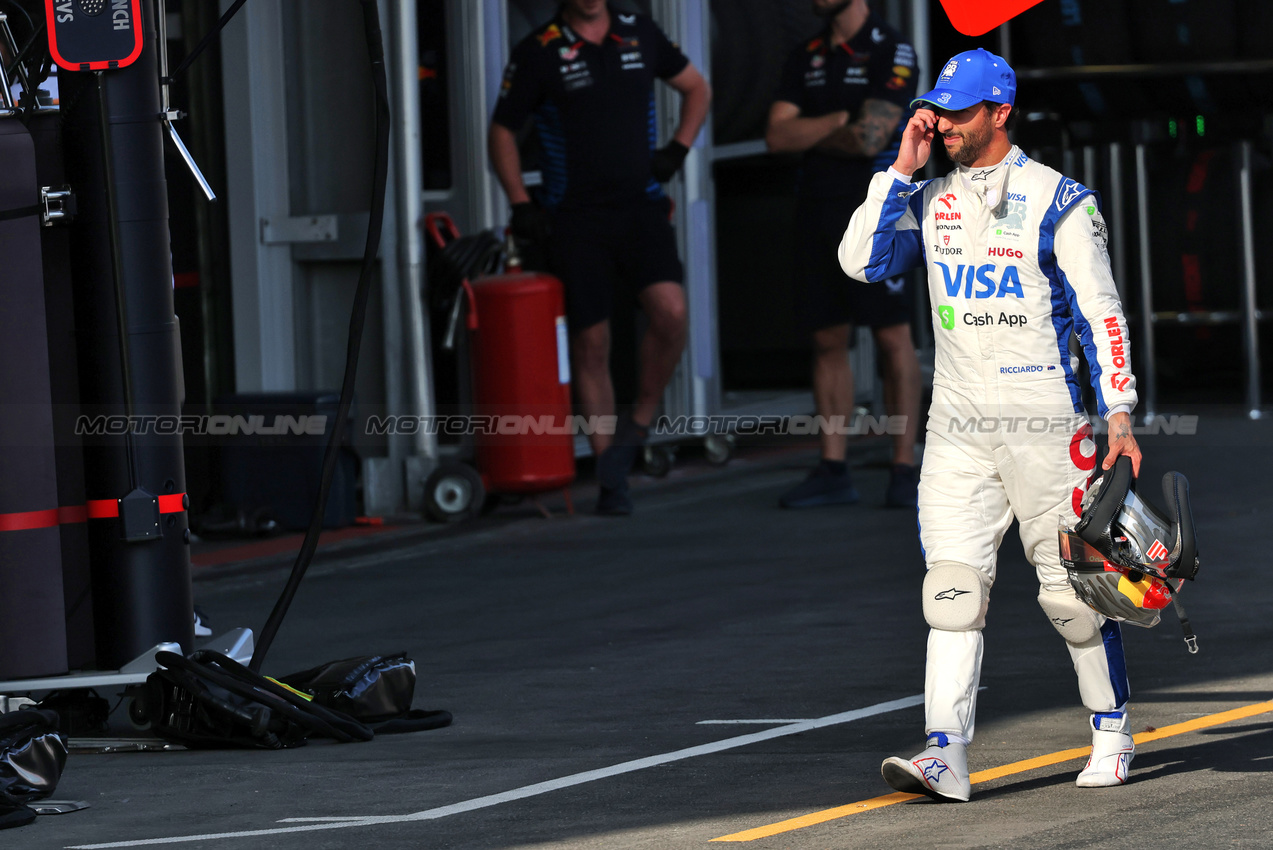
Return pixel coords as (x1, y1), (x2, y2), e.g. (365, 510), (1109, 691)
(423, 214), (575, 521)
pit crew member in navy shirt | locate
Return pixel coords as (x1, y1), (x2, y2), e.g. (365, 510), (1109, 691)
(489, 1), (710, 516)
(766, 0), (921, 510)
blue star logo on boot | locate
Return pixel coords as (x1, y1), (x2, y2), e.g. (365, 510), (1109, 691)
(919, 758), (949, 783)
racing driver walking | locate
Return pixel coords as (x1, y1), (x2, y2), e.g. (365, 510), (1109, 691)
(839, 48), (1144, 801)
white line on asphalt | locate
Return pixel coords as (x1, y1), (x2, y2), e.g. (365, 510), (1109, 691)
(65, 693), (925, 849)
(696, 719), (816, 725)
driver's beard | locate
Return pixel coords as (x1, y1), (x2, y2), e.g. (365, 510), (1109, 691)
(945, 116), (994, 166)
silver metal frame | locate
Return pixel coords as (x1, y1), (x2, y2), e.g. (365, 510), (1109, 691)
(1239, 140), (1262, 419)
(1135, 143), (1156, 420)
(652, 0), (719, 421)
(390, 0), (440, 490)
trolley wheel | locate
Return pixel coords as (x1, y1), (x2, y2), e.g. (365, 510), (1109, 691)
(641, 445), (675, 478)
(424, 462), (486, 523)
(703, 434), (735, 466)
(125, 694), (153, 732)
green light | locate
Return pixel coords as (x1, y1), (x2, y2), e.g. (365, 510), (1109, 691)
(1169, 119), (1178, 138)
(1196, 115), (1205, 137)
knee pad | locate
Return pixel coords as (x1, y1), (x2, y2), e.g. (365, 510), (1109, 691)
(1038, 588), (1103, 645)
(923, 562), (990, 631)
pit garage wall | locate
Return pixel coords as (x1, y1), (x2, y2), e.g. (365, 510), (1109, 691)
(220, 0), (432, 515)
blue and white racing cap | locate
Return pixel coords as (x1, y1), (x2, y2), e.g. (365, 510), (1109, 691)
(911, 48), (1016, 111)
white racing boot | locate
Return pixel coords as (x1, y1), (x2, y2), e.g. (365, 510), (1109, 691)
(1077, 710), (1134, 787)
(881, 733), (971, 802)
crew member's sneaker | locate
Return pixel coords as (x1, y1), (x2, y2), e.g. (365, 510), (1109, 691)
(778, 462), (859, 509)
(595, 483), (633, 516)
(881, 733), (971, 802)
(1077, 710), (1134, 787)
(594, 418), (648, 516)
(885, 463), (919, 508)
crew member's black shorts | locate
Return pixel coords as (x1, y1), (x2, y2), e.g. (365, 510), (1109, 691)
(794, 193), (913, 334)
(548, 198), (684, 332)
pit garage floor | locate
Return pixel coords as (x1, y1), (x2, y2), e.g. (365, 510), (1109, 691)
(20, 412), (1273, 849)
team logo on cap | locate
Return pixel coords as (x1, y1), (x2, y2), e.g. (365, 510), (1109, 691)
(940, 59), (959, 81)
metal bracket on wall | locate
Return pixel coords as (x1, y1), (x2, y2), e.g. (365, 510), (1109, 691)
(260, 214), (339, 245)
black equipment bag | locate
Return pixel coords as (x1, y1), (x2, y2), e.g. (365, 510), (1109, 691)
(0, 709), (68, 830)
(280, 653), (452, 733)
(143, 650), (373, 750)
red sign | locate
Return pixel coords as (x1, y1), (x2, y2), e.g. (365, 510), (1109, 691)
(1146, 539), (1170, 562)
(938, 0), (1047, 36)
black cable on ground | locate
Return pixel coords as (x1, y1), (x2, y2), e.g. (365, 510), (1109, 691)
(248, 0), (390, 673)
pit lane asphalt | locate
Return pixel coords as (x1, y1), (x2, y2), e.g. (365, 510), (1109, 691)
(23, 413), (1273, 850)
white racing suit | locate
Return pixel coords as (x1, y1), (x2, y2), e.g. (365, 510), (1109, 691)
(839, 146), (1137, 740)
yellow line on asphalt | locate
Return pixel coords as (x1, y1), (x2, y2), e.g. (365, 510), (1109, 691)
(711, 700), (1273, 842)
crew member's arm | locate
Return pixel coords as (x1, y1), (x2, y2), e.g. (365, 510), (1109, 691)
(665, 63), (711, 149)
(764, 101), (848, 153)
(814, 98), (905, 159)
(643, 24), (710, 181)
(488, 123), (530, 205)
(1054, 199), (1142, 475)
(489, 41), (550, 240)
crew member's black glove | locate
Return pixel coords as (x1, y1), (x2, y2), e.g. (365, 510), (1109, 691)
(650, 140), (690, 182)
(510, 201), (551, 244)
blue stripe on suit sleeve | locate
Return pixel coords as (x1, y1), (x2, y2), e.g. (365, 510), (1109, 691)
(863, 178), (924, 282)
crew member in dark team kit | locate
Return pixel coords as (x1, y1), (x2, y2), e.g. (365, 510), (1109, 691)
(488, 0), (710, 516)
(766, 0), (922, 509)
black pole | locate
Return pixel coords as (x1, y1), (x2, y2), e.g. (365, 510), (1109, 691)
(61, 0), (194, 668)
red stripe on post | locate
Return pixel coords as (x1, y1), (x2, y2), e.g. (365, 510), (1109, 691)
(87, 499), (119, 519)
(0, 493), (188, 532)
(0, 508), (61, 532)
(158, 494), (186, 514)
(57, 505), (89, 524)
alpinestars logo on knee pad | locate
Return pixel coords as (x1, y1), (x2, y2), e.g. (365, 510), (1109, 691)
(934, 587), (972, 600)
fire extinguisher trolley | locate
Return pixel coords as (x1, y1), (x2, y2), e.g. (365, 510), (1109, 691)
(423, 213), (576, 522)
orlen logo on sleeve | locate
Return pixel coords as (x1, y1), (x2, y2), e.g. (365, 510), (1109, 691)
(938, 0), (1047, 36)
